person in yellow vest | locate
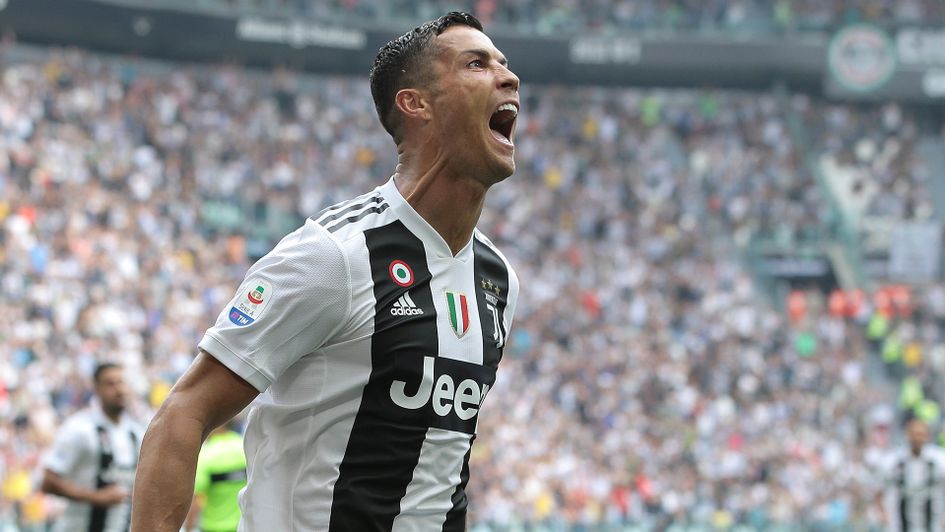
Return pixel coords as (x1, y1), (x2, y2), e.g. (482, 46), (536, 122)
(900, 376), (925, 413)
(185, 424), (246, 532)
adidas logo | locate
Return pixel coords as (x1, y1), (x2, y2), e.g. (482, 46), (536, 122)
(391, 292), (424, 316)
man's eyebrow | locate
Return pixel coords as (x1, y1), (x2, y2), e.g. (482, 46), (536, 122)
(461, 48), (509, 67)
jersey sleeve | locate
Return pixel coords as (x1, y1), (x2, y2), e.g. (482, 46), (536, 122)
(199, 219), (352, 391)
(42, 418), (89, 476)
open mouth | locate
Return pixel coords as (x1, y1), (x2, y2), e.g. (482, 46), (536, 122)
(489, 102), (518, 145)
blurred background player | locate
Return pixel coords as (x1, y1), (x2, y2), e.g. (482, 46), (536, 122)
(185, 423), (246, 532)
(40, 363), (144, 532)
(879, 419), (945, 531)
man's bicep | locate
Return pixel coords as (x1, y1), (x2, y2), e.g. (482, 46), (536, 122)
(163, 350), (259, 434)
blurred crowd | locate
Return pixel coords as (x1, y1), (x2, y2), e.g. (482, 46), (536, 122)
(682, 92), (834, 247)
(806, 100), (932, 224)
(860, 284), (945, 426)
(0, 45), (939, 530)
(468, 87), (893, 528)
(208, 0), (945, 33)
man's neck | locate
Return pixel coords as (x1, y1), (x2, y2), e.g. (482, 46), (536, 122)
(99, 405), (122, 424)
(393, 155), (489, 256)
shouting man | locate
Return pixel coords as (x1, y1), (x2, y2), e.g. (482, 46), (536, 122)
(131, 11), (520, 531)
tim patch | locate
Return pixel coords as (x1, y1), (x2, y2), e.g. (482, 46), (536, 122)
(228, 279), (273, 327)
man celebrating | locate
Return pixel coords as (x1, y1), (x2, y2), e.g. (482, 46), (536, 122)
(132, 11), (520, 531)
(42, 363), (144, 532)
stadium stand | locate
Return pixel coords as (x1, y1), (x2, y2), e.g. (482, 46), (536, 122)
(3, 41), (942, 529)
(803, 100), (935, 264)
(128, 0), (945, 33)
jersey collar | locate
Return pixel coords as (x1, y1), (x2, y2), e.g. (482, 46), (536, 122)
(90, 399), (127, 428)
(379, 177), (474, 261)
(89, 397), (131, 428)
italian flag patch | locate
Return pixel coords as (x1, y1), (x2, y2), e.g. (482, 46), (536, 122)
(445, 291), (470, 338)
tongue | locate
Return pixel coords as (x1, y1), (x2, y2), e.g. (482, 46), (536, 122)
(490, 129), (510, 144)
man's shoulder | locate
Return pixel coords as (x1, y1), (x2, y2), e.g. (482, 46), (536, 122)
(52, 408), (99, 447)
(61, 407), (98, 429)
(473, 230), (516, 272)
(307, 187), (392, 241)
(473, 229), (520, 302)
(925, 445), (945, 464)
(258, 218), (352, 278)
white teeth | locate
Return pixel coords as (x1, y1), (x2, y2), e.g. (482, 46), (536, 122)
(496, 103), (518, 116)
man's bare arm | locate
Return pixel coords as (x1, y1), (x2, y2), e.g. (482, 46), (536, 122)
(42, 469), (128, 506)
(184, 494), (202, 531)
(130, 350), (259, 532)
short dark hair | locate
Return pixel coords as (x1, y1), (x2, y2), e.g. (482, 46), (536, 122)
(370, 12), (483, 143)
(93, 362), (121, 385)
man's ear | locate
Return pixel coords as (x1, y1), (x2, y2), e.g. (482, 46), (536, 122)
(394, 88), (432, 124)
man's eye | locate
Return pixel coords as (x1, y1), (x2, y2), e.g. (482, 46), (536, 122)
(468, 60), (484, 68)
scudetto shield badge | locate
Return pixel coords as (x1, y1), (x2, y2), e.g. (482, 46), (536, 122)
(445, 291), (470, 338)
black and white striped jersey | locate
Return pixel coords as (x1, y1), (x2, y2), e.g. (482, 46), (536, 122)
(882, 446), (945, 532)
(199, 177), (519, 531)
(42, 405), (143, 532)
